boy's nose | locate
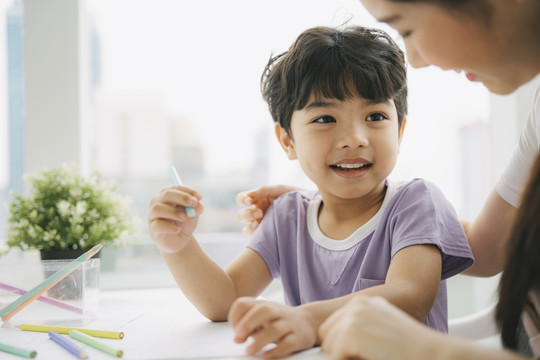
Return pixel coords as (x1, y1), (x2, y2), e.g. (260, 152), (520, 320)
(338, 124), (368, 149)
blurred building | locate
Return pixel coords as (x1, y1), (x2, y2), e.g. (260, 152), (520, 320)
(1, 0), (24, 240)
(7, 0), (24, 197)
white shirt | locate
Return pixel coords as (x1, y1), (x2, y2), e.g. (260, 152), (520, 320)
(496, 84), (540, 207)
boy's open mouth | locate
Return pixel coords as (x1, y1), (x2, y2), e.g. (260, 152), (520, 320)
(330, 163), (373, 171)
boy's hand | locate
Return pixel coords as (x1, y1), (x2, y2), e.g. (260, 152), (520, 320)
(236, 185), (299, 237)
(228, 297), (318, 359)
(148, 185), (203, 253)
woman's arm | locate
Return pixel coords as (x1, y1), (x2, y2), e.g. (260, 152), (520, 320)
(319, 296), (527, 360)
(462, 188), (517, 277)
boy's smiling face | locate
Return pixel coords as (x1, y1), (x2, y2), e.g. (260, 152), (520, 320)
(276, 93), (405, 203)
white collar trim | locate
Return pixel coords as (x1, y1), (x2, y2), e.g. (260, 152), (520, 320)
(307, 180), (399, 251)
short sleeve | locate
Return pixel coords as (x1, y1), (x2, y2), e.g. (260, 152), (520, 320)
(385, 179), (474, 280)
(246, 201), (281, 279)
(245, 191), (312, 280)
(496, 84), (540, 207)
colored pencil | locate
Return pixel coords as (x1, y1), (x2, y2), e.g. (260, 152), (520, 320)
(0, 282), (83, 314)
(49, 331), (88, 359)
(0, 341), (36, 358)
(169, 166), (196, 219)
(0, 242), (104, 322)
(18, 324), (124, 339)
(69, 330), (123, 358)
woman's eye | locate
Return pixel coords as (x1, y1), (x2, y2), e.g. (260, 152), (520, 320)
(312, 116), (336, 124)
(400, 30), (412, 39)
(366, 113), (387, 122)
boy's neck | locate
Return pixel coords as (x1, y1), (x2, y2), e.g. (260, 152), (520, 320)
(317, 183), (387, 241)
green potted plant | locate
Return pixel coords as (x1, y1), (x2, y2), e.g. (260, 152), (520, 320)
(4, 163), (137, 260)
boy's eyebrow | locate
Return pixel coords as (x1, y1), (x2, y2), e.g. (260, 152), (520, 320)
(304, 98), (391, 110)
(304, 100), (338, 110)
(365, 99), (391, 106)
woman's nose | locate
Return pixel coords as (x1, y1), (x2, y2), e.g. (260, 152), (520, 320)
(405, 42), (430, 69)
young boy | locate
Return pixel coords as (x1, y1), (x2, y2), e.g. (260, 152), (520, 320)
(147, 25), (473, 359)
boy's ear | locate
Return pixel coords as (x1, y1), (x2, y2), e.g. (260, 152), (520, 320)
(398, 117), (407, 147)
(275, 123), (297, 160)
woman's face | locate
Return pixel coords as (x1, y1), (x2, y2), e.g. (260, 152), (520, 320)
(360, 0), (539, 95)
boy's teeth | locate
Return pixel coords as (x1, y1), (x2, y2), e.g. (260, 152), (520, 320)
(336, 163), (364, 169)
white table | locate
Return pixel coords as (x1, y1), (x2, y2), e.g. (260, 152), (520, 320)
(1, 288), (329, 359)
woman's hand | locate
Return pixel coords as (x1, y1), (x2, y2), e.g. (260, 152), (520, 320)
(229, 297), (318, 359)
(319, 296), (432, 360)
(236, 185), (299, 236)
(147, 185), (203, 253)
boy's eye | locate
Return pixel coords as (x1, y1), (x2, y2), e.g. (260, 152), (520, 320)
(312, 115), (336, 124)
(366, 112), (387, 122)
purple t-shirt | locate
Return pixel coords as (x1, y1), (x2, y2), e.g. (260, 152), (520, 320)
(247, 178), (474, 333)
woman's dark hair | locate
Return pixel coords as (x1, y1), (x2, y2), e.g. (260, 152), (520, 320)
(496, 152), (540, 349)
(261, 26), (407, 136)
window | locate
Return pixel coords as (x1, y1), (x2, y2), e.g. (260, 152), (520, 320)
(5, 0), (529, 327)
(0, 0), (24, 251)
(85, 0), (384, 236)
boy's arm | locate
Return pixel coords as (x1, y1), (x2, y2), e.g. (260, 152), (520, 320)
(305, 243), (442, 329)
(162, 244), (273, 322)
(148, 184), (273, 321)
(230, 244), (442, 357)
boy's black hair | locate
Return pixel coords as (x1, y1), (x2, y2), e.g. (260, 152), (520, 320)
(261, 25), (407, 136)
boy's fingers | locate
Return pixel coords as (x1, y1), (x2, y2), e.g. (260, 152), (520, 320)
(230, 299), (273, 343)
(168, 192), (199, 208)
(228, 297), (257, 329)
(168, 184), (202, 198)
(233, 303), (279, 343)
(148, 218), (180, 236)
(262, 334), (298, 359)
(149, 186), (204, 220)
(148, 202), (185, 223)
(246, 319), (289, 356)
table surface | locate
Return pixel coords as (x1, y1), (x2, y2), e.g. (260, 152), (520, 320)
(0, 287), (329, 359)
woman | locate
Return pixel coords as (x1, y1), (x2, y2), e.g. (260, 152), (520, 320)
(237, 0), (540, 358)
